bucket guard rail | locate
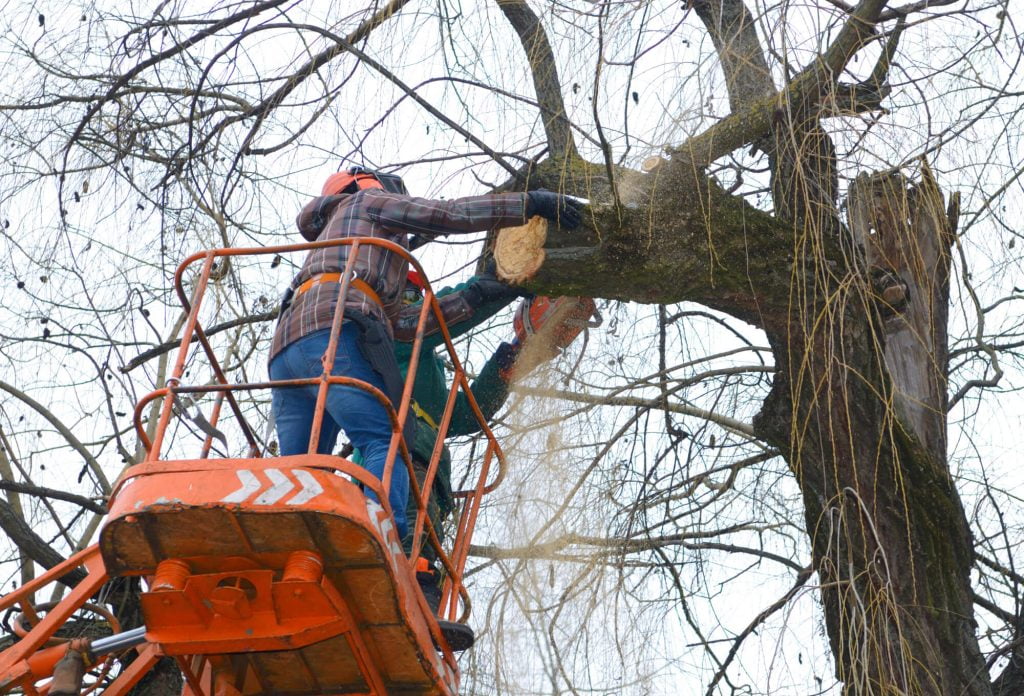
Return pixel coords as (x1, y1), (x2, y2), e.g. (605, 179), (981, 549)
(0, 237), (509, 695)
(127, 237), (507, 620)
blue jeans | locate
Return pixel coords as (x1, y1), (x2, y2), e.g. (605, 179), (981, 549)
(269, 327), (409, 538)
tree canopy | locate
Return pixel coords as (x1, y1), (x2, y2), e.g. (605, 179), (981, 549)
(1, 1), (1023, 694)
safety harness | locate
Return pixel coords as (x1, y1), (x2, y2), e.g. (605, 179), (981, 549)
(294, 272), (383, 307)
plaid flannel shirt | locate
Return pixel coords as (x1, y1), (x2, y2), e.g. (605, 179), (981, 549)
(269, 189), (528, 363)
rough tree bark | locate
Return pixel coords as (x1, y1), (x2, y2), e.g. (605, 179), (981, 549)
(754, 168), (984, 694)
(492, 0), (994, 692)
(496, 138), (988, 696)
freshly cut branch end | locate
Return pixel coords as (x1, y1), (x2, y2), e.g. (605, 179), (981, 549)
(495, 216), (547, 284)
(641, 155), (667, 172)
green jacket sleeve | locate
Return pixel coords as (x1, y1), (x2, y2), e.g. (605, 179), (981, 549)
(446, 348), (512, 436)
(392, 275), (518, 439)
(393, 275), (516, 352)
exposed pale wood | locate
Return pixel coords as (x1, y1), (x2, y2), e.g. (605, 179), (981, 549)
(494, 216), (547, 284)
(848, 166), (954, 457)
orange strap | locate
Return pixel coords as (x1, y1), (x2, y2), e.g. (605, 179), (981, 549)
(294, 272), (383, 307)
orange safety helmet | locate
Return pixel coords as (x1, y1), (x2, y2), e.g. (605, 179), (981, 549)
(402, 270), (426, 304)
(321, 170), (384, 196)
(406, 270), (426, 291)
(321, 166), (409, 197)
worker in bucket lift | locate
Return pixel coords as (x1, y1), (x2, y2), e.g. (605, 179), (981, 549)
(268, 165), (584, 543)
(385, 270), (593, 617)
(344, 265), (530, 651)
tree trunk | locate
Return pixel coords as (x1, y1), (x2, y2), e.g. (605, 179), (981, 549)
(756, 167), (987, 694)
(497, 160), (990, 694)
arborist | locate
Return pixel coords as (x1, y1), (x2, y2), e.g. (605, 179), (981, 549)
(343, 268), (530, 651)
(390, 269), (528, 598)
(377, 272), (598, 637)
(268, 165), (583, 542)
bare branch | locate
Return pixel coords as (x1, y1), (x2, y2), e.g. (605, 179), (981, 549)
(0, 499), (86, 587)
(121, 310), (277, 373)
(496, 0), (579, 160)
(0, 480), (106, 515)
(510, 377), (766, 437)
(0, 380), (110, 494)
(706, 567), (815, 695)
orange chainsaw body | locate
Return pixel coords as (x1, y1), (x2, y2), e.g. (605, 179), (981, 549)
(513, 295), (598, 351)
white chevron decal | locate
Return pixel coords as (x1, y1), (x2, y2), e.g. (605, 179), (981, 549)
(365, 500), (404, 558)
(287, 469), (324, 505)
(254, 468), (294, 505)
(220, 469), (260, 503)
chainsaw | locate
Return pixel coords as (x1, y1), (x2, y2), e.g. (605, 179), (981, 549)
(513, 295), (602, 358)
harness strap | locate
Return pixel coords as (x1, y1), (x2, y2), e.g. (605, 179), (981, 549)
(411, 400), (439, 431)
(294, 273), (383, 307)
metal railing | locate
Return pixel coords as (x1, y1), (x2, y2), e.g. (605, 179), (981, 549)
(122, 236), (507, 623)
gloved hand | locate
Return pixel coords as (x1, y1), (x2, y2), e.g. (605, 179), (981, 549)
(526, 190), (584, 230)
(463, 275), (527, 308)
(494, 341), (521, 382)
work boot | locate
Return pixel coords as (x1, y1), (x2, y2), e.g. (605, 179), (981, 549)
(435, 620), (475, 652)
(415, 559), (475, 652)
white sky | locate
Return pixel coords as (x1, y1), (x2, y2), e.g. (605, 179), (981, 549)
(0, 1), (1022, 694)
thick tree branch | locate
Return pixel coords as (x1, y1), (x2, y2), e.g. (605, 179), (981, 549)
(670, 0), (889, 169)
(496, 0), (578, 160)
(690, 0), (776, 112)
(499, 162), (797, 333)
(0, 499), (86, 587)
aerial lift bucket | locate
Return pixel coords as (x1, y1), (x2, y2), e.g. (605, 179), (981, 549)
(0, 237), (507, 695)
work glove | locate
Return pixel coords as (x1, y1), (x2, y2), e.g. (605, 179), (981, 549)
(526, 190), (584, 230)
(494, 341), (521, 383)
(462, 274), (529, 308)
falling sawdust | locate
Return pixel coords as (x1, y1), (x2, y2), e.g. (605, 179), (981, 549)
(498, 362), (575, 549)
(472, 357), (622, 695)
(487, 297), (599, 556)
